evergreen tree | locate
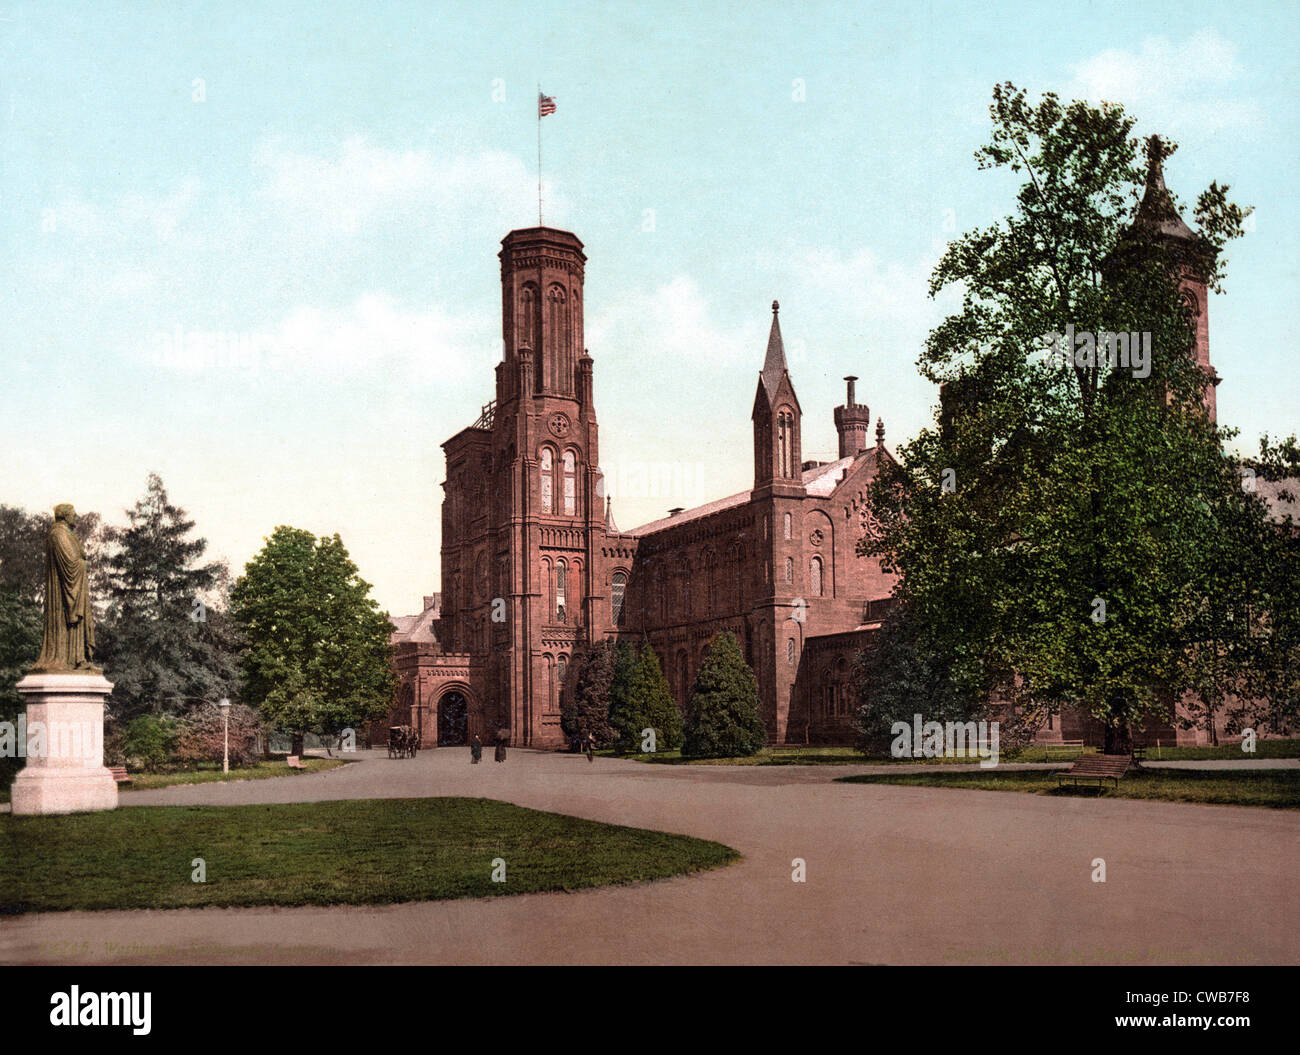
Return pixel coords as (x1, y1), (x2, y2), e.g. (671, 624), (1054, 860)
(638, 641), (683, 750)
(230, 526), (395, 754)
(682, 632), (766, 758)
(98, 474), (239, 721)
(606, 640), (644, 753)
(562, 639), (617, 746)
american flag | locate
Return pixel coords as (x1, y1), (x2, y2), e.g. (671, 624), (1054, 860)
(538, 93), (556, 117)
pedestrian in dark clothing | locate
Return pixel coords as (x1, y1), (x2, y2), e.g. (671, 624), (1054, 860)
(494, 734), (507, 763)
(585, 732), (595, 763)
(470, 734), (482, 764)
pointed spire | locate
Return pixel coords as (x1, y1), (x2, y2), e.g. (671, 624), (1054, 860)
(761, 299), (788, 396)
(604, 495), (619, 534)
(1135, 135), (1195, 242)
(876, 417), (885, 449)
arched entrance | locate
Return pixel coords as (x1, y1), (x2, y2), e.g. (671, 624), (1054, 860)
(437, 690), (469, 746)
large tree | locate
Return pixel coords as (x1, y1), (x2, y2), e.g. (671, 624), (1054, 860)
(682, 632), (766, 759)
(98, 474), (240, 722)
(858, 84), (1274, 753)
(230, 526), (395, 754)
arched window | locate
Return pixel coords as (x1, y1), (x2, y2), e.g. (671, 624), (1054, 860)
(563, 450), (577, 515)
(557, 654), (568, 687)
(677, 650), (689, 705)
(706, 551), (718, 614)
(556, 558), (568, 623)
(540, 448), (553, 514)
(612, 571), (626, 627)
(787, 638), (796, 664)
(547, 285), (571, 393)
(544, 653), (555, 711)
(777, 410), (794, 477)
(785, 557), (794, 584)
(783, 512), (792, 540)
(810, 556), (823, 597)
(518, 284), (538, 353)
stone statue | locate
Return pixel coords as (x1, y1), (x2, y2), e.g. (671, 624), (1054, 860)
(30, 503), (100, 674)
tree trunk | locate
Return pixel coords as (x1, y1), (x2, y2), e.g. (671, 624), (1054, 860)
(1103, 719), (1132, 756)
(291, 732), (304, 756)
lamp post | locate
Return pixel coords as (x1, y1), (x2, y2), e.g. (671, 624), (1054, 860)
(219, 698), (231, 775)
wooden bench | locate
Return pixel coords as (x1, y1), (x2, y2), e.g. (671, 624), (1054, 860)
(286, 755), (307, 770)
(1055, 753), (1131, 791)
(107, 766), (131, 784)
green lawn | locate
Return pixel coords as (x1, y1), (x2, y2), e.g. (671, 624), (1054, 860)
(124, 757), (350, 789)
(836, 767), (1300, 808)
(0, 797), (740, 914)
(0, 757), (349, 803)
(614, 738), (1300, 767)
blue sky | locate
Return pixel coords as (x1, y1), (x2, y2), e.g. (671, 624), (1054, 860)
(2, 0), (1296, 614)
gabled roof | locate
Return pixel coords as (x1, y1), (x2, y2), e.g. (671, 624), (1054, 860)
(628, 447), (893, 536)
(390, 597), (440, 644)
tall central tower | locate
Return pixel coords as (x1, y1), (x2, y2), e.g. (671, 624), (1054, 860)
(478, 227), (605, 746)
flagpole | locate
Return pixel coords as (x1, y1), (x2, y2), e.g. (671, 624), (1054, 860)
(537, 84), (543, 227)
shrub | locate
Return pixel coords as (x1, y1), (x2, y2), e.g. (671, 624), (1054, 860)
(175, 701), (263, 767)
(122, 715), (180, 772)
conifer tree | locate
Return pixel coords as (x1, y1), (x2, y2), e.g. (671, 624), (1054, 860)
(682, 632), (766, 758)
(563, 638), (617, 746)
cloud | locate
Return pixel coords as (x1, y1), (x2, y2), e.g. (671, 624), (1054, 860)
(587, 274), (762, 372)
(142, 291), (496, 382)
(251, 136), (563, 236)
(1068, 30), (1263, 136)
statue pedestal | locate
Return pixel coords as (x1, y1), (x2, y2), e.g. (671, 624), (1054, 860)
(10, 673), (118, 815)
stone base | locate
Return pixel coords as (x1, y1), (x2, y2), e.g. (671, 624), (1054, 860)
(10, 767), (119, 815)
(10, 672), (118, 816)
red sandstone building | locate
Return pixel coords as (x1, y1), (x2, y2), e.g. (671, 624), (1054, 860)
(387, 225), (897, 748)
(383, 149), (1286, 751)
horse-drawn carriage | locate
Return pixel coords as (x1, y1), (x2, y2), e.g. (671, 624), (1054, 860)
(387, 725), (419, 759)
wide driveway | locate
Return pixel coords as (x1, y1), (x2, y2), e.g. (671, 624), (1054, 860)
(2, 749), (1295, 965)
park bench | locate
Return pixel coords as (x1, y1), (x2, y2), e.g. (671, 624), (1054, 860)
(286, 755), (307, 770)
(1055, 753), (1131, 791)
(107, 766), (131, 784)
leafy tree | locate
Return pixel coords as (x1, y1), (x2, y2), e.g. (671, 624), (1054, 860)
(682, 632), (766, 758)
(859, 84), (1266, 753)
(562, 639), (617, 747)
(852, 603), (986, 753)
(230, 526), (395, 755)
(98, 474), (240, 722)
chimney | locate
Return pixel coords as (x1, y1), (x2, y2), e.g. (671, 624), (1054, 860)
(833, 374), (871, 458)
